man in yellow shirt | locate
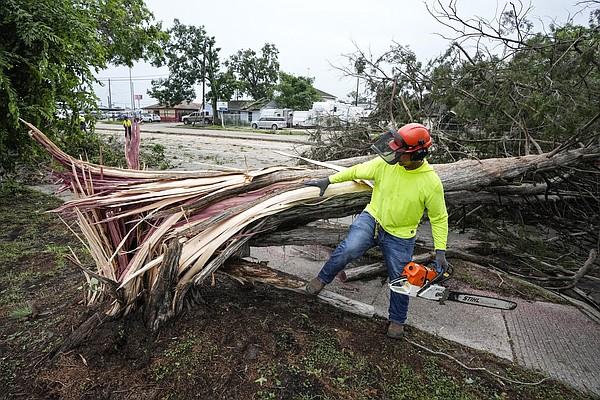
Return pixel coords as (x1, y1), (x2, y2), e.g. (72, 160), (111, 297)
(304, 123), (448, 339)
(123, 117), (132, 140)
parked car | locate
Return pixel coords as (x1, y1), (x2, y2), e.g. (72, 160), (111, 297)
(140, 113), (154, 123)
(116, 113), (131, 121)
(152, 113), (161, 122)
(251, 116), (287, 130)
(182, 111), (212, 124)
(106, 111), (121, 119)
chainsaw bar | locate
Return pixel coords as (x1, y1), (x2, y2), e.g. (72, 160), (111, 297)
(445, 291), (517, 310)
(389, 278), (517, 310)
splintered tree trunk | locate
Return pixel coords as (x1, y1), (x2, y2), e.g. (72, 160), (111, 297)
(23, 120), (600, 333)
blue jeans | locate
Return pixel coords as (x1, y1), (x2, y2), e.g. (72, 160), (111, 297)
(318, 211), (416, 325)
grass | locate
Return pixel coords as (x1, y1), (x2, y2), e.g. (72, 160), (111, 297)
(242, 318), (590, 400)
(0, 357), (18, 396)
(252, 327), (480, 400)
(197, 153), (227, 165)
(151, 331), (218, 383)
(8, 304), (32, 320)
(0, 185), (89, 309)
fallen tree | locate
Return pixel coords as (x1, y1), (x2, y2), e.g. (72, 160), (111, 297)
(23, 121), (600, 335)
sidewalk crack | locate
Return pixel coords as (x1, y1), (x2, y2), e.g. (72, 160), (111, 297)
(502, 310), (517, 362)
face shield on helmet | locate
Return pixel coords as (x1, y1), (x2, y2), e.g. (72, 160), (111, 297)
(371, 124), (432, 165)
(371, 129), (404, 164)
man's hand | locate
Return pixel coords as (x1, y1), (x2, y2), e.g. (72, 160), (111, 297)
(435, 249), (449, 273)
(304, 177), (330, 196)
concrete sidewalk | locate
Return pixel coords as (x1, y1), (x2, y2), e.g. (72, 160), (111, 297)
(252, 245), (600, 397)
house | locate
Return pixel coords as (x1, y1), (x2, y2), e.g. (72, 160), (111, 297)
(227, 100), (254, 114)
(315, 88), (337, 102)
(219, 100), (255, 126)
(239, 98), (272, 123)
(142, 101), (204, 122)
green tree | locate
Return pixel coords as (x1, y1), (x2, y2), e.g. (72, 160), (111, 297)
(149, 20), (237, 123)
(148, 19), (207, 108)
(226, 43), (279, 100)
(148, 76), (196, 107)
(337, 5), (600, 159)
(0, 0), (165, 172)
(425, 15), (600, 156)
(204, 37), (240, 123)
(273, 72), (320, 110)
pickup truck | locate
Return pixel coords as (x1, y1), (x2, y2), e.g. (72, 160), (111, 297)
(182, 111), (212, 124)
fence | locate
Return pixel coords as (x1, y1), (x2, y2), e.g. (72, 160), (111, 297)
(221, 113), (250, 127)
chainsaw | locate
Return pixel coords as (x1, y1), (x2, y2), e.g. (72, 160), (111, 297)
(389, 261), (517, 310)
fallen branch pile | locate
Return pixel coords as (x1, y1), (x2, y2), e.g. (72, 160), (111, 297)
(24, 121), (600, 330)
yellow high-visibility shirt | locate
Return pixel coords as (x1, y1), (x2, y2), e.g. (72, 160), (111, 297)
(123, 119), (132, 127)
(329, 157), (448, 250)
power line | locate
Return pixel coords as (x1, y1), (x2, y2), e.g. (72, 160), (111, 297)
(96, 77), (168, 82)
(97, 73), (169, 79)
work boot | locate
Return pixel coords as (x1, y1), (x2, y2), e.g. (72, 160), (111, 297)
(305, 277), (325, 295)
(386, 322), (405, 339)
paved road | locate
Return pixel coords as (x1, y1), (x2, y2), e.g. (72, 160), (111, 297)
(96, 122), (311, 144)
(95, 122), (311, 171)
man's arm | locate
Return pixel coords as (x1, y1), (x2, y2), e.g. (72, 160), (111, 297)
(426, 180), (448, 251)
(305, 157), (380, 197)
(328, 157), (381, 184)
(426, 180), (449, 271)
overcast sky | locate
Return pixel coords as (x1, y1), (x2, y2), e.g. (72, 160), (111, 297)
(93, 0), (589, 109)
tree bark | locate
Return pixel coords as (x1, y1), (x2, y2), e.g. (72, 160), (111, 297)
(49, 311), (116, 360)
(342, 248), (497, 281)
(220, 260), (376, 318)
(144, 240), (182, 332)
(250, 225), (348, 247)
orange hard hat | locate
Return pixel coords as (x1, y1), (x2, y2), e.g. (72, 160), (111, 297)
(393, 123), (432, 153)
(372, 123), (433, 164)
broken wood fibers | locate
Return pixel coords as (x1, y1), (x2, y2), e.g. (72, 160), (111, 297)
(24, 121), (599, 323)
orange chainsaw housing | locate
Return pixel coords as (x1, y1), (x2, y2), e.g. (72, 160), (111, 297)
(402, 262), (438, 287)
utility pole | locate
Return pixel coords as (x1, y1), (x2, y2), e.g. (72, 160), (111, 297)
(355, 76), (359, 107)
(201, 39), (206, 114)
(129, 67), (134, 111)
(108, 78), (112, 109)
(354, 57), (366, 107)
